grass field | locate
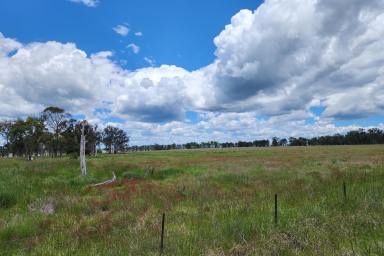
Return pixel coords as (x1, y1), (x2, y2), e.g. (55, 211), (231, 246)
(0, 145), (383, 255)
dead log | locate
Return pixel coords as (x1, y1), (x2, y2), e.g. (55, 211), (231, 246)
(91, 172), (117, 187)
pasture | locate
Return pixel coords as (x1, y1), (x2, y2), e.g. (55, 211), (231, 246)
(0, 145), (383, 255)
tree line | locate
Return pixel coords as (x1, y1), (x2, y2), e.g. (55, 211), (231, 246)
(2, 107), (383, 157)
(0, 107), (129, 158)
(128, 128), (384, 151)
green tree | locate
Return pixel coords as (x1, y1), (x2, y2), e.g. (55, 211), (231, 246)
(8, 117), (45, 159)
(41, 107), (70, 156)
(102, 126), (129, 154)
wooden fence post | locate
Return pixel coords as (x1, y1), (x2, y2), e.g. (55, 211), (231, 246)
(160, 213), (165, 254)
(274, 194), (278, 226)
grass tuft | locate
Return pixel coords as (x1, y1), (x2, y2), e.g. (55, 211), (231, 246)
(0, 192), (17, 209)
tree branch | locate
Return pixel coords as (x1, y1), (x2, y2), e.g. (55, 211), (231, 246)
(90, 172), (117, 187)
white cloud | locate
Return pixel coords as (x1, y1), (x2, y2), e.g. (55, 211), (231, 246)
(111, 65), (192, 122)
(127, 43), (140, 54)
(0, 34), (124, 117)
(116, 111), (384, 145)
(0, 33), (192, 123)
(0, 33), (21, 56)
(1, 0), (384, 144)
(69, 0), (99, 7)
(203, 0), (384, 119)
(144, 57), (155, 66)
(113, 25), (129, 36)
(134, 32), (143, 37)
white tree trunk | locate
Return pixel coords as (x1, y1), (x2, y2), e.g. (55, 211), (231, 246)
(80, 123), (87, 176)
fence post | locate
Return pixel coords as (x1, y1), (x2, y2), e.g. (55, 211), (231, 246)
(343, 181), (347, 200)
(274, 194), (278, 226)
(160, 213), (165, 254)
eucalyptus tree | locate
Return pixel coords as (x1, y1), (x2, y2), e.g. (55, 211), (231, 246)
(41, 107), (70, 156)
(8, 117), (45, 159)
(102, 126), (129, 154)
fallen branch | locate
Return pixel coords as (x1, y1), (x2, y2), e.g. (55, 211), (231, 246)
(91, 172), (117, 187)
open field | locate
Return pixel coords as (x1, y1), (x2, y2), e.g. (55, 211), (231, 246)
(0, 145), (383, 255)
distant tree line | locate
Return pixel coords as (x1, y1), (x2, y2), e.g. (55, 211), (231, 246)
(128, 128), (384, 151)
(0, 107), (129, 158)
(2, 107), (383, 157)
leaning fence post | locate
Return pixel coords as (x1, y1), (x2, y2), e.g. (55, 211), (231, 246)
(160, 213), (165, 254)
(274, 194), (278, 226)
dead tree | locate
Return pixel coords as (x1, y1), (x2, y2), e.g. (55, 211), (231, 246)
(80, 122), (87, 176)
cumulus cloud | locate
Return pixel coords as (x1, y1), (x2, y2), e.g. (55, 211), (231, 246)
(0, 33), (21, 56)
(111, 65), (192, 122)
(205, 0), (384, 119)
(0, 34), (123, 117)
(1, 0), (384, 143)
(127, 43), (140, 54)
(0, 33), (193, 123)
(113, 25), (129, 36)
(135, 32), (143, 37)
(69, 0), (99, 7)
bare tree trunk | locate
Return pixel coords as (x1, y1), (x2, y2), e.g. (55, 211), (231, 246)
(80, 122), (87, 176)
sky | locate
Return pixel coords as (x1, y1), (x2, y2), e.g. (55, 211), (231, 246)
(0, 0), (384, 145)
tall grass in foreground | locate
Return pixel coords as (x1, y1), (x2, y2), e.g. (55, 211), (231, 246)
(0, 145), (383, 255)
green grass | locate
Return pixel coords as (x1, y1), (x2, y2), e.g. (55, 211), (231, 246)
(0, 145), (383, 255)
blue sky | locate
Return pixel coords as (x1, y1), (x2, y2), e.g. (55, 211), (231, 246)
(0, 0), (259, 70)
(0, 0), (384, 145)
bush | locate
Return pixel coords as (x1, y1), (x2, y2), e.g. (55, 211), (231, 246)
(0, 193), (17, 209)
